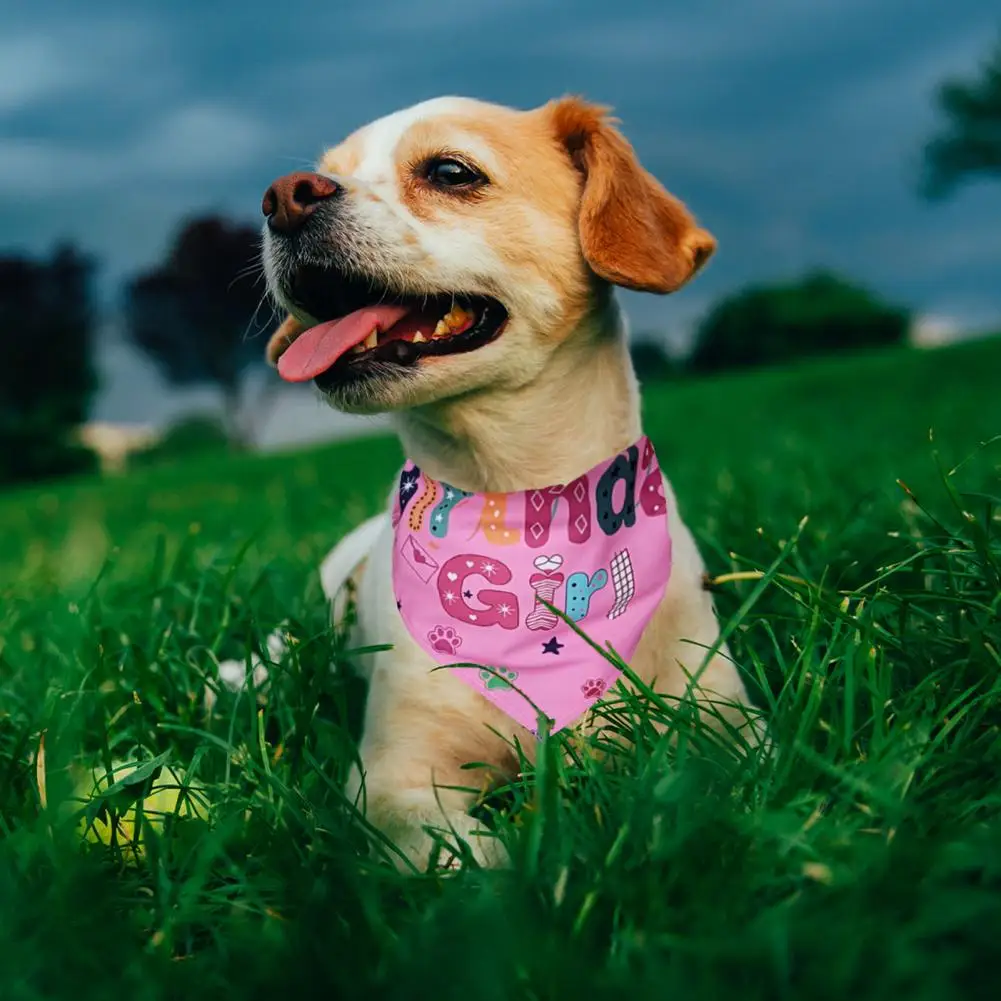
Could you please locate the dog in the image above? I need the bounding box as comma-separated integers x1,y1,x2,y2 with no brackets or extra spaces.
260,95,759,871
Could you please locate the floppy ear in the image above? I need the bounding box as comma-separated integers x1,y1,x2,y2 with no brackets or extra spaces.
545,96,716,294
266,314,304,368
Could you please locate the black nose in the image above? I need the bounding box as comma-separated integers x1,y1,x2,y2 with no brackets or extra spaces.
262,171,339,234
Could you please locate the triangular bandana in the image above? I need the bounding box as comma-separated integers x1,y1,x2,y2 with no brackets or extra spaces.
391,436,672,734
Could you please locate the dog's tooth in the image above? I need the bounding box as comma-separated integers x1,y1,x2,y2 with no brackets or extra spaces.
412,331,427,343
363,330,378,351
351,343,365,355
433,319,449,339
444,305,473,331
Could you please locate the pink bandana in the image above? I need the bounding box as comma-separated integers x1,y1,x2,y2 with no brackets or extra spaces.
391,436,672,735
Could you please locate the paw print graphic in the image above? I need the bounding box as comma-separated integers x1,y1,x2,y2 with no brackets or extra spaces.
427,625,462,655
581,678,607,700
479,666,518,691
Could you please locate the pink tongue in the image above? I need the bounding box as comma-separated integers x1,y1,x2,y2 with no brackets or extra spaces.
277,304,412,382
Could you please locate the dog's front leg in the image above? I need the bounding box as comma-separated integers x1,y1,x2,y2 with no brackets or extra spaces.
342,521,519,872
344,659,517,871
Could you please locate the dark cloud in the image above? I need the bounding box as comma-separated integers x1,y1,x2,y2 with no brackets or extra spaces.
2,0,999,421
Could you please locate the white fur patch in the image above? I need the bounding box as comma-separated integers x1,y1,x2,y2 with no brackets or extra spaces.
352,97,478,184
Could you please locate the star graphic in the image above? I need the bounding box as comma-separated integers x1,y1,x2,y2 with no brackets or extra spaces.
463,590,473,599
402,481,416,495
443,590,456,604
396,599,402,611
541,637,564,655
481,562,497,576
497,603,513,617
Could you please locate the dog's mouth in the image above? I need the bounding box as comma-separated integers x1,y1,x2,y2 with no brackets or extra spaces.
276,265,509,387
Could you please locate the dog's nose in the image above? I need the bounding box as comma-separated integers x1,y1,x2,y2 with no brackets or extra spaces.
262,171,339,234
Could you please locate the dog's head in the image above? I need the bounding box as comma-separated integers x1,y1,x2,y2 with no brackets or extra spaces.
262,96,714,413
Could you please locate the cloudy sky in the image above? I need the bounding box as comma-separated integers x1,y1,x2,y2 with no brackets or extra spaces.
2,0,1000,426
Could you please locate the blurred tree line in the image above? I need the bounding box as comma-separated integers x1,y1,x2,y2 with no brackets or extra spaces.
0,218,270,488
126,217,272,446
1,32,998,487
0,246,100,485
687,271,909,375
631,270,911,382
632,268,916,380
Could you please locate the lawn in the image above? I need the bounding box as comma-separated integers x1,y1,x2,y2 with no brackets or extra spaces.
1,337,1000,1000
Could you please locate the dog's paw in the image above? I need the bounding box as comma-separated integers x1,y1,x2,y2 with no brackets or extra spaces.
427,624,462,655
479,666,518,691
434,830,511,874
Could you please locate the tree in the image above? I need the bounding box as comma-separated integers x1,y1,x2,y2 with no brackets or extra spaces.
689,270,910,374
629,338,677,382
922,34,1001,198
0,244,99,487
124,216,273,446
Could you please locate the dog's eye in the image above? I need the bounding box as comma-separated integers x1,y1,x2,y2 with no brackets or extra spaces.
425,158,485,189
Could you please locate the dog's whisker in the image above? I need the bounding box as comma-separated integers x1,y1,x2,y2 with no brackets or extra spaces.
243,291,276,342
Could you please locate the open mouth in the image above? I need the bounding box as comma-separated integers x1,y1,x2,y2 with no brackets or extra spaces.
276,265,509,387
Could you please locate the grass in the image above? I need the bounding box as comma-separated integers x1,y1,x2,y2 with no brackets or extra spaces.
1,336,1000,1000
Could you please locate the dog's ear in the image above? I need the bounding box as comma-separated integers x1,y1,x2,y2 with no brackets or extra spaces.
544,96,715,294
266,315,304,368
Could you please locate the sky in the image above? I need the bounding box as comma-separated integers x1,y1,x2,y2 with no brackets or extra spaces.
2,0,1000,427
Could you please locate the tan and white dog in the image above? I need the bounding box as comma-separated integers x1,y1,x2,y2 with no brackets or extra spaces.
259,95,757,871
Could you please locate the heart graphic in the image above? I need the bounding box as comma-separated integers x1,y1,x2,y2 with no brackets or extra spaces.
533,554,564,573
446,572,459,582
465,560,475,568
469,614,477,621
